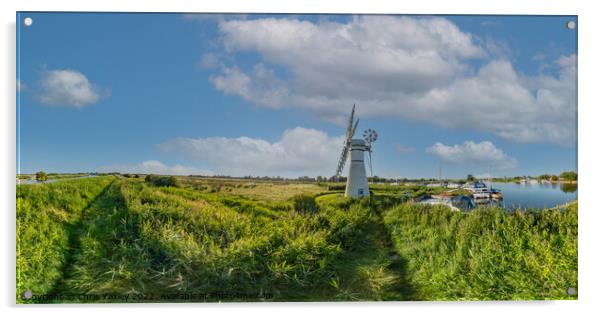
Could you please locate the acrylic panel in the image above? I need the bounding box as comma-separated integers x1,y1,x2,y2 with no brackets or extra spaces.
16,12,578,303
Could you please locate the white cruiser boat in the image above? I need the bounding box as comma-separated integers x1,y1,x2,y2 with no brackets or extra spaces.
471,187,492,199
465,181,492,199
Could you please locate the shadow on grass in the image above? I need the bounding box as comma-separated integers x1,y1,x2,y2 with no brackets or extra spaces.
323,217,419,301
48,179,130,298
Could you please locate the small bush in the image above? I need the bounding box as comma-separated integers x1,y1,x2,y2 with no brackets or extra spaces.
145,175,180,187
35,171,47,182
292,194,319,214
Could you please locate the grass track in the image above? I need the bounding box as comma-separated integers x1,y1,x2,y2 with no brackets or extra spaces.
51,179,151,300
322,218,417,300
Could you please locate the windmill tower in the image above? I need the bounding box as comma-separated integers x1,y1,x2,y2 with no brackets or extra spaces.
334,105,378,198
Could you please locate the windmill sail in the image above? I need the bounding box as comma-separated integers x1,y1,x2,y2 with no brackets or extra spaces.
335,105,359,178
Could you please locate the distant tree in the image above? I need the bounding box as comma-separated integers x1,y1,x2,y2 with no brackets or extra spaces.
551,175,559,181
164,176,180,187
145,174,157,183
466,174,475,182
35,171,48,182
560,171,578,182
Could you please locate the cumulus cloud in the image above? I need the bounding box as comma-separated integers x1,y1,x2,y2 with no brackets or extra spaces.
419,57,576,145
37,69,103,107
205,16,576,146
99,160,213,176
426,140,517,169
214,16,483,99
158,127,345,177
209,64,288,108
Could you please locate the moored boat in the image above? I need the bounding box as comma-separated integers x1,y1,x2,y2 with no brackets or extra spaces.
465,181,492,199
491,188,503,199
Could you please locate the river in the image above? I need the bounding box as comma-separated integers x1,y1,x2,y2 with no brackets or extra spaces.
484,181,577,209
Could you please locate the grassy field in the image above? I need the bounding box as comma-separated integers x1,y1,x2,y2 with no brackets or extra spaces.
16,176,115,300
16,176,577,302
383,203,578,300
180,177,328,201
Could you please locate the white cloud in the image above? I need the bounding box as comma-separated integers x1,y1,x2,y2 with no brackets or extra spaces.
198,53,224,69
205,16,576,146
215,16,483,98
209,64,288,108
427,141,517,170
99,160,213,176
419,57,576,145
37,69,102,107
157,127,346,177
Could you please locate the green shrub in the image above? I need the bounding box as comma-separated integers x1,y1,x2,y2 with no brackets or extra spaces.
292,194,319,214
145,175,180,187
35,171,47,182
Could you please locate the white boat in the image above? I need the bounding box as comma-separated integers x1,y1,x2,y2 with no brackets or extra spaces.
417,195,476,212
471,187,491,199
465,181,492,199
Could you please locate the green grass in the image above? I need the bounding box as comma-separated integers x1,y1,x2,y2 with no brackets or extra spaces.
16,176,115,302
16,177,578,302
383,202,578,300
21,179,376,302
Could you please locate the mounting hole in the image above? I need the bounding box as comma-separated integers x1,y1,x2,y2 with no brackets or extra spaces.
566,21,575,30
22,290,32,299
23,17,33,26
567,287,576,296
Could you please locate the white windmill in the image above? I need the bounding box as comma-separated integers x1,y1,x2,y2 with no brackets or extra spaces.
334,105,378,198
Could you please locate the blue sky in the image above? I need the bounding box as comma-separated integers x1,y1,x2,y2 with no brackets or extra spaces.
16,13,577,179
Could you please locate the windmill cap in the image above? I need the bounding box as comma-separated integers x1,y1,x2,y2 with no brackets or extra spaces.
350,139,367,146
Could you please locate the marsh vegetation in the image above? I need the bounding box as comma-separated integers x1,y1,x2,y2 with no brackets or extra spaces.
16,176,577,302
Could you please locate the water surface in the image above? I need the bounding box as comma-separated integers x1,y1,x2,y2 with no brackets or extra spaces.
485,181,577,209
